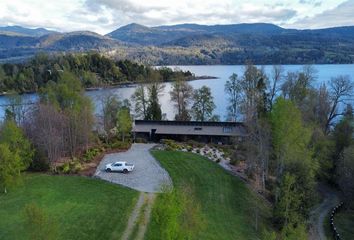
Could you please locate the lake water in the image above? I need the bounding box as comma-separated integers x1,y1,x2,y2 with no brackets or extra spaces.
0,64,353,120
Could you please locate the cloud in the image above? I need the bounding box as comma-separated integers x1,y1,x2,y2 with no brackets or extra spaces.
288,0,354,29
0,0,351,34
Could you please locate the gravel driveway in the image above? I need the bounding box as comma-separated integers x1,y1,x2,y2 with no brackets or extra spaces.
95,144,172,193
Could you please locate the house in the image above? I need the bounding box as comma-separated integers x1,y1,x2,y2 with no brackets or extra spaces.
132,120,247,144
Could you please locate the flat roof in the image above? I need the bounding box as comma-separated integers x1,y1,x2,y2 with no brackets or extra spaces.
133,120,247,137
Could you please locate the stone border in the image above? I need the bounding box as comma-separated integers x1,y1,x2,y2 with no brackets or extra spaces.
329,201,344,240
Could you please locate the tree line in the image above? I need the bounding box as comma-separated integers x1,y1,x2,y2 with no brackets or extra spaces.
0,52,194,93
219,63,354,239
132,76,218,122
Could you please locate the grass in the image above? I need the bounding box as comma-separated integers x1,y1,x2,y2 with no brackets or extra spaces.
335,210,354,239
0,173,139,240
145,151,271,240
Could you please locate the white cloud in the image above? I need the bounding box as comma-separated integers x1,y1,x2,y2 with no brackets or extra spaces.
286,0,354,29
0,0,351,34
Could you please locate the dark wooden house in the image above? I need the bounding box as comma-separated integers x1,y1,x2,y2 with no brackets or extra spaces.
132,120,247,144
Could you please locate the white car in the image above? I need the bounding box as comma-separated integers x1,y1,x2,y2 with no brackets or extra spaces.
105,161,134,173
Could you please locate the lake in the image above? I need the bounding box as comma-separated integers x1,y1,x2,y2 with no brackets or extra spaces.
0,64,353,120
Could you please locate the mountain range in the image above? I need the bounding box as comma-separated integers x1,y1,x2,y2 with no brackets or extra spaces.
1,23,354,64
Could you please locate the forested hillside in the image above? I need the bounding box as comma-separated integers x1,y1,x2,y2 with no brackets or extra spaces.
2,23,354,64
0,53,194,93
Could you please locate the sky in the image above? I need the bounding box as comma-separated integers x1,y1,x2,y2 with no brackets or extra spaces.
0,0,354,34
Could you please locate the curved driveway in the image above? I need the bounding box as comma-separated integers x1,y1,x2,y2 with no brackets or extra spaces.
95,144,172,193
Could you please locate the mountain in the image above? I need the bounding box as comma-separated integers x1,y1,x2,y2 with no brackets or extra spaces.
2,23,354,64
107,23,285,45
38,31,120,50
0,26,57,37
106,23,202,45
0,31,121,62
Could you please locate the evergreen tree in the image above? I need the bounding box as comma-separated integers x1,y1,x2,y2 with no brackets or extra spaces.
146,84,162,120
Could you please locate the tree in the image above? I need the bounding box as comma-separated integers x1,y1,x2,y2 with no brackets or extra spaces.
271,98,317,230
131,84,148,120
146,83,163,120
273,173,302,227
170,79,193,121
0,120,33,168
337,145,354,204
269,65,283,111
225,73,241,121
332,107,353,179
324,75,354,134
116,108,132,142
0,144,22,193
238,63,268,122
192,86,215,121
25,104,66,165
4,93,29,126
101,93,122,135
38,71,94,157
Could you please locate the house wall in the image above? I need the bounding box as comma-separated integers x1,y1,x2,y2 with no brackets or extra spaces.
133,132,237,145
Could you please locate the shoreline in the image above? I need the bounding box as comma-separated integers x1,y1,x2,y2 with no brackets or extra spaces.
0,75,218,97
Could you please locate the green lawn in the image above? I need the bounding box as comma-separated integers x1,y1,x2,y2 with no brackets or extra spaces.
0,174,139,240
335,210,354,239
146,151,271,240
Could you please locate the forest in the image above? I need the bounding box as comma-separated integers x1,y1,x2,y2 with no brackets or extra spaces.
0,52,194,94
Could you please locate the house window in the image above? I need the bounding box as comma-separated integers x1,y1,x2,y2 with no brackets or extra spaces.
194,127,202,131
223,127,232,133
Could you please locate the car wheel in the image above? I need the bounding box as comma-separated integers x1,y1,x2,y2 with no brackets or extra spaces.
106,168,111,172
123,169,128,174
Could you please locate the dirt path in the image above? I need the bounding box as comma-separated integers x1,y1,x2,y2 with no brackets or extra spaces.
121,192,156,240
309,184,340,240
136,193,156,240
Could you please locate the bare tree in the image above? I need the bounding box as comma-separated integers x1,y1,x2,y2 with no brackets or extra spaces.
269,65,283,111
5,93,30,126
170,79,193,121
245,119,271,191
25,104,67,164
131,84,148,120
324,75,354,134
240,63,268,122
224,73,241,121
100,92,121,134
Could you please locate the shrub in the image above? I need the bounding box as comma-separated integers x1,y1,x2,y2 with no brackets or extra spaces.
110,141,131,149
230,158,240,166
61,162,70,174
135,137,148,143
186,140,203,148
29,150,50,172
23,203,58,240
69,161,82,173
162,139,180,151
82,147,101,162
57,160,82,174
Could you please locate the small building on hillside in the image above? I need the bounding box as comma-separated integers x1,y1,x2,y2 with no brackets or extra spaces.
132,120,247,144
